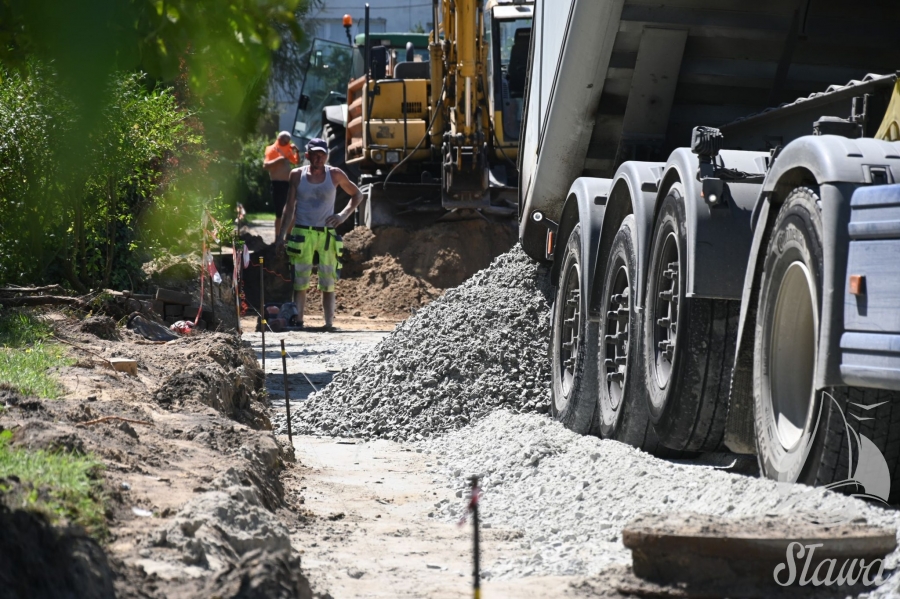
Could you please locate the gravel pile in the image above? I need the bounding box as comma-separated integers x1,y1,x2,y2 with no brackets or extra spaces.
423,410,900,588
282,245,553,441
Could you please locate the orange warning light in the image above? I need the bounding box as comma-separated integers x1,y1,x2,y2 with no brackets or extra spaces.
343,14,353,27
849,274,866,296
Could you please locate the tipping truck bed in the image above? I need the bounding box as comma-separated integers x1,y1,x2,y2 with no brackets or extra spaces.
518,0,900,258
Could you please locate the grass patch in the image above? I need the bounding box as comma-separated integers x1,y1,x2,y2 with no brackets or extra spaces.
0,309,72,398
0,430,106,536
245,211,276,222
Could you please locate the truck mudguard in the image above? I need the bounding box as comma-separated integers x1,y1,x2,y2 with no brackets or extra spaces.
588,162,666,318
555,177,612,320
656,149,768,301
726,136,900,453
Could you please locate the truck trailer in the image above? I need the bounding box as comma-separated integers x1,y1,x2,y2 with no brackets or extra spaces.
518,0,900,500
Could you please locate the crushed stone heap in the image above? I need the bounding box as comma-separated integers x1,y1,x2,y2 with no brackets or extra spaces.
281,245,554,441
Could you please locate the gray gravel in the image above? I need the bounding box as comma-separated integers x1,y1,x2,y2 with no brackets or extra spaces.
422,410,900,594
283,245,554,441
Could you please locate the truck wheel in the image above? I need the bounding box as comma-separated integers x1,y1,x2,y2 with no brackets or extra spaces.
643,191,737,452
550,224,598,433
596,216,661,450
754,187,900,501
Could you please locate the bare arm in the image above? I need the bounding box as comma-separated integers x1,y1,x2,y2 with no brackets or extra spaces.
324,168,364,228
276,171,299,250
263,156,291,170
263,145,299,170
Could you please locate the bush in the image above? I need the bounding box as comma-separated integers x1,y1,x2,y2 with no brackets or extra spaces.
0,309,72,398
237,134,274,213
0,64,227,291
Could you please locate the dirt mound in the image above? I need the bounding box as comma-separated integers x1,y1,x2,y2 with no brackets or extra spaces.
0,314,312,598
202,548,312,599
305,254,441,319
80,316,118,340
301,220,517,319
0,501,115,599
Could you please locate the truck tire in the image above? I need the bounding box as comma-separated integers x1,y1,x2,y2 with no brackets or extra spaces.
754,187,900,501
596,215,662,451
643,191,737,452
549,224,598,433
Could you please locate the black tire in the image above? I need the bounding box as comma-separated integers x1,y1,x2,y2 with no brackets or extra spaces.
596,216,662,450
550,224,598,433
754,187,900,501
643,190,737,452
324,122,357,234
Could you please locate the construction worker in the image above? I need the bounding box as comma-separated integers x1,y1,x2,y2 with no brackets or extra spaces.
262,131,301,236
275,138,364,330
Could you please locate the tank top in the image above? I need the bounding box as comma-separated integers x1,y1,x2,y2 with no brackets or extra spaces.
294,166,337,227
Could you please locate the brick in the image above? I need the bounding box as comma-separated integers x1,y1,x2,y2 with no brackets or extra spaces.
164,304,183,317
152,300,165,315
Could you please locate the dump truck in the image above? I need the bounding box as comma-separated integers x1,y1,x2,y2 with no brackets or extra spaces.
519,0,900,500
336,0,532,227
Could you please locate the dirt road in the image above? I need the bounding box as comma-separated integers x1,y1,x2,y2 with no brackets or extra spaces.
246,328,617,598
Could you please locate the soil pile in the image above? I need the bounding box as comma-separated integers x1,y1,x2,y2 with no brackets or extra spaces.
281,245,554,440
0,502,115,599
0,316,313,598
302,219,518,318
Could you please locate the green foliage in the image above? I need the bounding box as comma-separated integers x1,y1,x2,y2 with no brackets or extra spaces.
0,430,106,536
0,66,214,289
0,0,310,151
0,309,72,398
245,212,277,222
0,309,52,347
237,135,274,213
0,0,315,289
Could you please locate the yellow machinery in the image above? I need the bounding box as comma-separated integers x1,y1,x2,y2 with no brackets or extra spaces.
343,0,533,227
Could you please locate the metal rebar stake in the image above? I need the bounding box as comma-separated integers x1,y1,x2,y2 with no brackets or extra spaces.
470,475,481,599
209,265,216,328
260,256,265,373
281,339,292,445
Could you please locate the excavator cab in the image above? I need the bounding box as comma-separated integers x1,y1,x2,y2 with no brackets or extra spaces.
485,2,533,147
292,38,355,147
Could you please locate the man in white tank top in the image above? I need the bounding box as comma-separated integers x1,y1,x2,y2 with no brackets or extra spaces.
275,138,363,330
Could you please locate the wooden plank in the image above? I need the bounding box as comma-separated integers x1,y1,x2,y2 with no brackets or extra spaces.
620,27,688,138
109,358,138,376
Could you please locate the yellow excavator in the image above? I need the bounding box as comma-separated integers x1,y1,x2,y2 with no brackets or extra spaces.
338,0,533,227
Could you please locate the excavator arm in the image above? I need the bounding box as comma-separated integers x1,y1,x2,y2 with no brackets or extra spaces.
436,0,491,209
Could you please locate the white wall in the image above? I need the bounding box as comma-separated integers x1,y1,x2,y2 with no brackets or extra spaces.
308,0,434,42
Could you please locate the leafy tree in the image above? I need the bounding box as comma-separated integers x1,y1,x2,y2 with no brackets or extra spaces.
0,0,315,289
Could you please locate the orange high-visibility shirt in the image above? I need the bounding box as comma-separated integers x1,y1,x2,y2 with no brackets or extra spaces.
265,142,300,165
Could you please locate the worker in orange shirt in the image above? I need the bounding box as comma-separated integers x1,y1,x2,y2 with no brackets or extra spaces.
263,131,301,237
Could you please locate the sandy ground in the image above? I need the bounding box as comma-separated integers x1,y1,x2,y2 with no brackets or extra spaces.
243,327,620,598
285,436,615,598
